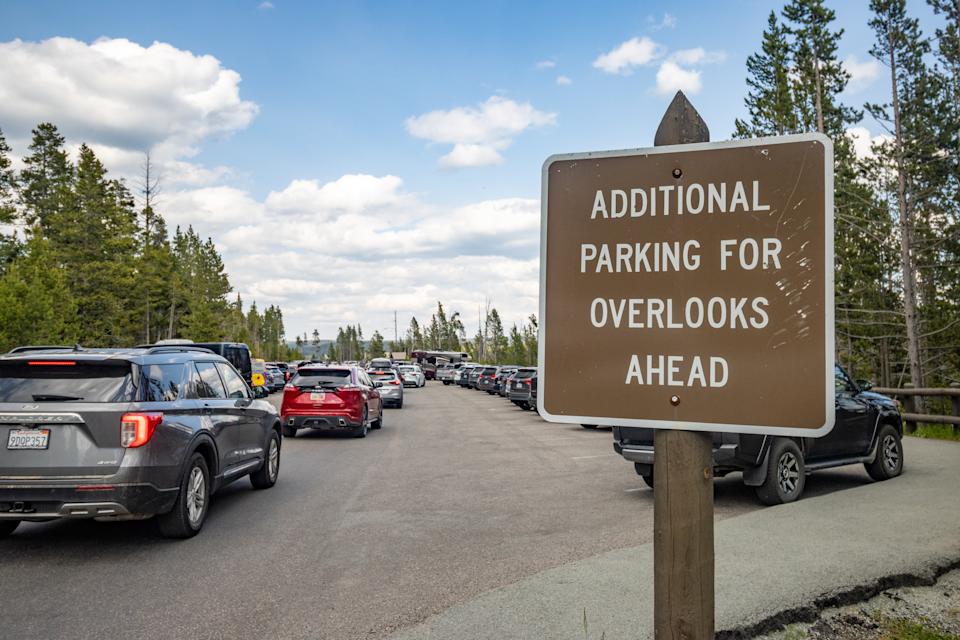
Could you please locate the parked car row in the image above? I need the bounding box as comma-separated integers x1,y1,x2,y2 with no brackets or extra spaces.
443,360,906,507
444,362,539,411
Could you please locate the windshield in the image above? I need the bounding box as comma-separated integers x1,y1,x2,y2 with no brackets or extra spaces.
0,361,135,402
292,369,352,387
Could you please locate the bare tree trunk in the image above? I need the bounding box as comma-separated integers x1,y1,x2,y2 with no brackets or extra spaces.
888,32,925,407
813,53,825,133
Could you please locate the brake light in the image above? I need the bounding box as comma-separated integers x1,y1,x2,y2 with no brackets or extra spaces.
28,360,76,366
389,380,401,385
121,412,162,448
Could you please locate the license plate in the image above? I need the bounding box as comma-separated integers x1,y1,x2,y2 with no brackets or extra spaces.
7,428,50,450
309,392,325,401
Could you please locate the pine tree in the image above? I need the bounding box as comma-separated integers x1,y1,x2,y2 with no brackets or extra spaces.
866,0,944,394
783,0,860,135
734,11,798,137
0,129,19,270
19,123,74,237
0,236,77,351
368,330,385,359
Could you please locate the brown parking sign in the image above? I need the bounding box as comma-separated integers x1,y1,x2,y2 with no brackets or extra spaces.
538,134,835,436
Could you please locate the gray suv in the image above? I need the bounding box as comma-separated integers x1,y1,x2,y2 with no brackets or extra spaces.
0,345,282,539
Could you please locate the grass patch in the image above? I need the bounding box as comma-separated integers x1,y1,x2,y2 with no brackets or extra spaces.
909,424,960,442
881,617,959,640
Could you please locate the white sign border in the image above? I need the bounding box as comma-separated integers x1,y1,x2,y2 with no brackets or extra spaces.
536,133,836,438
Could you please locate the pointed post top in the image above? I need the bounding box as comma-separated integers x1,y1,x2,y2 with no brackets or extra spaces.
654,91,710,147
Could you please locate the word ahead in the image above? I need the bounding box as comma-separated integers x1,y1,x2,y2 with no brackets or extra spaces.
538,135,835,436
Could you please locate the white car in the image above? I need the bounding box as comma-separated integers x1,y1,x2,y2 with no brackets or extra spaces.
398,364,426,388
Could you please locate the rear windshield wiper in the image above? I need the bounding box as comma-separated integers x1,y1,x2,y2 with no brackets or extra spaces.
32,394,84,401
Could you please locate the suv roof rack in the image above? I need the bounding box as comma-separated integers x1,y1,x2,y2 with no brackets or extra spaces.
144,346,216,355
8,345,78,353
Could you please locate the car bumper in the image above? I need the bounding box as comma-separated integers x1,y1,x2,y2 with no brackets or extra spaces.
0,481,178,521
614,443,740,466
283,414,363,431
509,391,532,402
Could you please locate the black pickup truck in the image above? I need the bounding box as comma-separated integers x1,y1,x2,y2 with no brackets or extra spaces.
613,366,904,504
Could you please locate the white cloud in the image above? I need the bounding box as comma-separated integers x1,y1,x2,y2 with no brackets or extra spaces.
405,96,556,168
258,1,275,8
844,55,881,93
556,75,572,86
163,177,542,337
647,13,677,31
846,126,891,161
668,48,727,66
655,61,702,95
535,59,556,70
0,36,258,187
440,144,505,168
593,36,663,74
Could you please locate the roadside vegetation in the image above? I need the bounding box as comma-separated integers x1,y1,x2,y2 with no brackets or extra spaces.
0,123,299,360
735,0,959,398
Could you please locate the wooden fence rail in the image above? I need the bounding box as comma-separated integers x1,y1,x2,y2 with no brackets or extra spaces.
871,384,960,434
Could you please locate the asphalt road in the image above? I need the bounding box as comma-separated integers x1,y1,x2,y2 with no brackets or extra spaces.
0,383,869,640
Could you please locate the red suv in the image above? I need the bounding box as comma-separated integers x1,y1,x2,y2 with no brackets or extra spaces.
281,365,383,438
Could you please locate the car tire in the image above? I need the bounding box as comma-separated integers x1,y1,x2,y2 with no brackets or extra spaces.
0,520,20,537
755,439,806,506
282,424,297,438
354,409,369,438
250,431,280,489
865,424,903,481
397,399,403,409
372,407,383,429
641,473,655,489
157,453,210,539
581,424,598,430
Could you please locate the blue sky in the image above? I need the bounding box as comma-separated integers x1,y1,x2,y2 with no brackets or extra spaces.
0,1,945,340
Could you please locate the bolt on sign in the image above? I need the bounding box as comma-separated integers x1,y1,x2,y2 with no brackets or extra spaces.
537,134,835,436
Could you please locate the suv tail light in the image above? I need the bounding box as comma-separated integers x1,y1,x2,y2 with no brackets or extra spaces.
389,379,401,385
121,413,163,448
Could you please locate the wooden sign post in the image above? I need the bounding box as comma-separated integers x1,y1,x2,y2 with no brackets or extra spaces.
652,92,714,640
537,91,834,640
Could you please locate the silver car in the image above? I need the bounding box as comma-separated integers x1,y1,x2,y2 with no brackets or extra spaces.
368,369,404,408
398,365,425,388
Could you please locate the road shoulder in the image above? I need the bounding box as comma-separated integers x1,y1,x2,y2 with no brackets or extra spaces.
390,438,960,640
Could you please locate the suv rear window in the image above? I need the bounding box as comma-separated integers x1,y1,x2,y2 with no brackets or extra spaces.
369,371,399,382
513,369,537,379
0,361,135,402
482,367,497,374
293,369,352,387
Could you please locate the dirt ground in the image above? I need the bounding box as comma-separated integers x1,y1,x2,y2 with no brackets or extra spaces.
756,567,960,639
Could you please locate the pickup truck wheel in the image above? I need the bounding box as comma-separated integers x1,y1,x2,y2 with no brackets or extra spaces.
755,439,805,505
0,520,20,537
865,425,903,481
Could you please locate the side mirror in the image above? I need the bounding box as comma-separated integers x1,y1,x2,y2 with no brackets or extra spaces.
856,379,873,392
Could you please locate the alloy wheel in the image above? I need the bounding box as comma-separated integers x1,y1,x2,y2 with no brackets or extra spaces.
882,434,900,472
186,466,206,526
777,451,800,496
267,438,280,481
